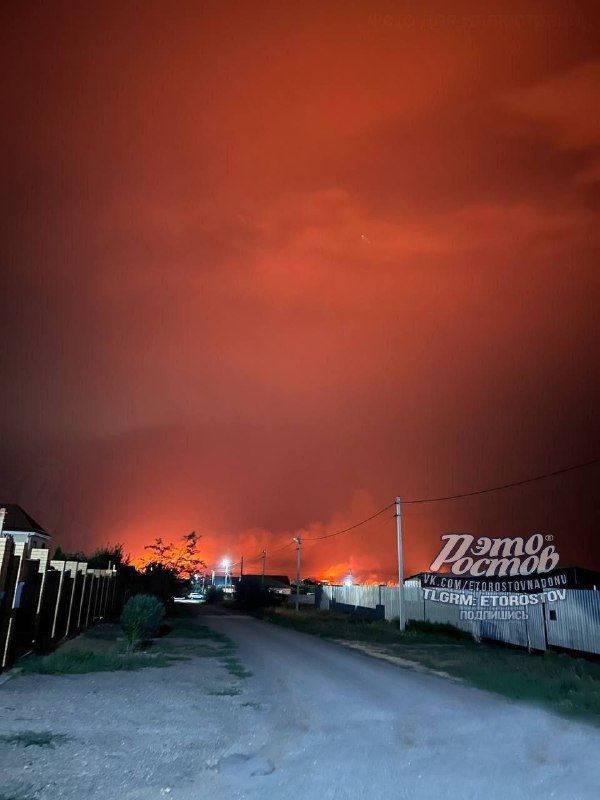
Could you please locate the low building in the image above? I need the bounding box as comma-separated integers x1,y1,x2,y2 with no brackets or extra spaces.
0,504,52,549
210,575,239,594
238,574,292,595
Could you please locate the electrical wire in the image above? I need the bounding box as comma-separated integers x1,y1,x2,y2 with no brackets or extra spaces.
208,457,598,565
402,457,598,505
211,539,296,573
302,502,396,541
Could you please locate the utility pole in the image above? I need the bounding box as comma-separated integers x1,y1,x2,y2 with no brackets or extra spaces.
240,556,244,579
395,496,405,631
293,536,302,612
261,549,266,586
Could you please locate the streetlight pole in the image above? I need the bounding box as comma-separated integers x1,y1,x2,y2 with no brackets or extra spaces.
261,549,266,587
223,560,229,590
395,496,405,631
293,536,302,612
240,556,244,579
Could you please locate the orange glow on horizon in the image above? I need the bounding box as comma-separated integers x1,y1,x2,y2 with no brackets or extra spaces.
1,2,598,573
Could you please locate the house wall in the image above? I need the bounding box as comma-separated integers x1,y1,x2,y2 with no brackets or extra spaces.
1,532,50,549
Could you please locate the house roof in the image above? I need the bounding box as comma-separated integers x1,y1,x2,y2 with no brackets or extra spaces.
0,504,50,538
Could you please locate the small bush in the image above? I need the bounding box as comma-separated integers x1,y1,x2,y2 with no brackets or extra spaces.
120,594,165,652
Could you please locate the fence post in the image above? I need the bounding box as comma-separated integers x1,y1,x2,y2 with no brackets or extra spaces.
63,561,79,637
76,565,89,629
0,537,15,668
50,561,67,641
29,548,51,650
1,540,31,669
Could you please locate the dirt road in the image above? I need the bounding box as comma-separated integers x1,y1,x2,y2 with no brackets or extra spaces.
1,607,599,799
201,611,600,799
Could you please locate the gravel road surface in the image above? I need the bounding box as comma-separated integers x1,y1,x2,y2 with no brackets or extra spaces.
203,611,600,800
1,607,599,799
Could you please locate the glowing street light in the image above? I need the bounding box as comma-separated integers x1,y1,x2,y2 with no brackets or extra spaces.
222,559,230,588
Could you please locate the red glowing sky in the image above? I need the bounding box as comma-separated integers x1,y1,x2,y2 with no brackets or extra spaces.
1,2,598,581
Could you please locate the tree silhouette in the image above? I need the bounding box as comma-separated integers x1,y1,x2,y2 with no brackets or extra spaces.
87,543,128,569
143,531,205,579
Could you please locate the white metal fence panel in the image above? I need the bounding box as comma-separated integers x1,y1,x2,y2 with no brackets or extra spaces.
316,583,600,657
403,580,425,622
423,596,475,634
545,589,600,655
382,587,399,621
475,592,547,651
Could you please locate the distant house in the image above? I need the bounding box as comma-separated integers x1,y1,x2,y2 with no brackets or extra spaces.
0,504,52,549
238,574,292,595
211,575,239,592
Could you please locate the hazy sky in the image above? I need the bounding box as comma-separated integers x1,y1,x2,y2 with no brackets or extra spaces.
1,1,598,580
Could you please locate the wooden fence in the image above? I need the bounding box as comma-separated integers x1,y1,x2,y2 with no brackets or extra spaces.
0,536,117,671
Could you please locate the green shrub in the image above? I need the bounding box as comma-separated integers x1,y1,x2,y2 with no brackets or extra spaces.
120,594,165,652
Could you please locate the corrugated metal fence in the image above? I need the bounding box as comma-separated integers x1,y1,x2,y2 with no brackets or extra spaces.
317,581,600,656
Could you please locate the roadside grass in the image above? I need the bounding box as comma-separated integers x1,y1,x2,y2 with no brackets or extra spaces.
17,605,250,687
219,654,253,679
19,648,170,675
154,617,236,659
0,731,69,748
157,606,252,688
83,625,121,641
262,607,600,724
263,607,470,645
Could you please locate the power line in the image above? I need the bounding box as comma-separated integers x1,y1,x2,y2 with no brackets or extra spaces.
240,540,295,566
217,539,296,572
303,502,396,541
403,458,598,505
209,458,598,565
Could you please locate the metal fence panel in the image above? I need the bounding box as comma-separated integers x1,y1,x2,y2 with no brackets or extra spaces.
316,582,600,657
545,589,600,655
423,597,475,634
475,592,546,651
404,581,425,622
